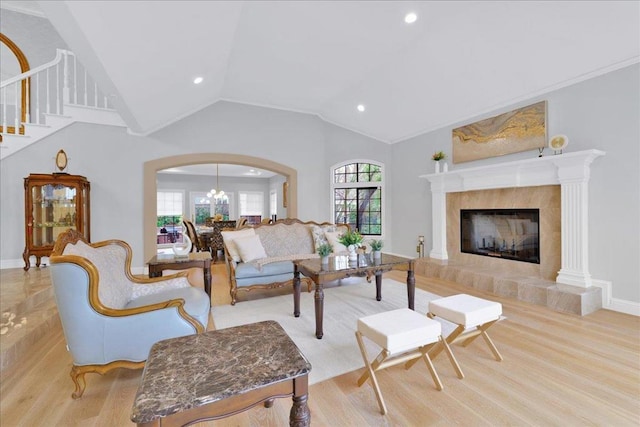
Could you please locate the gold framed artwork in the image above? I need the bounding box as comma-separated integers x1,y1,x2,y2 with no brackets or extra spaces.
452,101,547,164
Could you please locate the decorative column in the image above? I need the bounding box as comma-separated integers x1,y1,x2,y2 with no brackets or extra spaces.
429,176,448,260
554,153,602,288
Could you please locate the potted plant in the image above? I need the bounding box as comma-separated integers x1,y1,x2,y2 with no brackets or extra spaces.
338,230,363,261
317,243,333,264
369,239,383,258
431,151,447,173
432,151,446,161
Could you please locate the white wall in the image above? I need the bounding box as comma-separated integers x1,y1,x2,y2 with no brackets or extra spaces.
0,101,391,270
390,63,640,304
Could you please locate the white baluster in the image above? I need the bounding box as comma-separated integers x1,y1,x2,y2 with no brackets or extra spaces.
36,73,40,125
24,76,30,123
2,87,6,132
55,61,60,115
73,55,78,104
14,81,20,131
46,68,50,114
63,50,70,104
83,69,88,106
94,81,98,107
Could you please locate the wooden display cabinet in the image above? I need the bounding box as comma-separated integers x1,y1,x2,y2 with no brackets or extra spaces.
23,173,90,270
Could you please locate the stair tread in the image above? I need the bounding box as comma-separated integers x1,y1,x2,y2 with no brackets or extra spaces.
0,297,60,373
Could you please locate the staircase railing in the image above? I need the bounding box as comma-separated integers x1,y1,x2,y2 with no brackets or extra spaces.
1,49,115,136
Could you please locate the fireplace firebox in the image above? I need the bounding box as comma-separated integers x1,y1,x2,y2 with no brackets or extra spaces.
460,209,540,264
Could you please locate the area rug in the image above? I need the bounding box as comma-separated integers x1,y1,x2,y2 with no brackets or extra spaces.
211,277,458,385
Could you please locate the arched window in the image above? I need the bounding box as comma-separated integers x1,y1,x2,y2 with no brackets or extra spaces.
331,160,384,236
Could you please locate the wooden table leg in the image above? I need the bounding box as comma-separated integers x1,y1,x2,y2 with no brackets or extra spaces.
314,283,324,339
149,266,161,278
375,273,382,301
203,262,212,305
293,268,301,318
407,268,415,310
290,376,310,426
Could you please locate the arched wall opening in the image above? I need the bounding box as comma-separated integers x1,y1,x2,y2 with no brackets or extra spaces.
143,153,298,261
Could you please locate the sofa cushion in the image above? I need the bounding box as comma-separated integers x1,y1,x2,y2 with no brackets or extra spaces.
234,234,268,262
309,224,335,251
255,223,315,257
221,228,256,262
235,260,293,279
125,286,210,328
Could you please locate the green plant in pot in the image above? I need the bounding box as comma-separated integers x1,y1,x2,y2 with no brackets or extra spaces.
338,230,363,248
338,230,363,261
317,243,333,259
369,239,383,252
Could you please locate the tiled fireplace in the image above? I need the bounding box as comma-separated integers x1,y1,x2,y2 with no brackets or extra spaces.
419,149,605,315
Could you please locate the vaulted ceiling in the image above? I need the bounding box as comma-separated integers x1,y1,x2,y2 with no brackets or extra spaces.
24,1,640,143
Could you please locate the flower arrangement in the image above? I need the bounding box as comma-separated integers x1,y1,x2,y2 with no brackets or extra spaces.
338,229,363,247
369,239,384,252
432,151,446,161
317,243,333,257
213,213,224,221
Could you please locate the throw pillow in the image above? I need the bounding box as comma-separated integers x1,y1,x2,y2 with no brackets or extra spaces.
221,228,256,262
324,230,348,253
309,224,336,252
233,234,268,263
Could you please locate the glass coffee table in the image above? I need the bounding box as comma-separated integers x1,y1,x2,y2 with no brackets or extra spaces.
292,253,415,339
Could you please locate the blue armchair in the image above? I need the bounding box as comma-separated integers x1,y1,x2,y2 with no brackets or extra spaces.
49,229,210,398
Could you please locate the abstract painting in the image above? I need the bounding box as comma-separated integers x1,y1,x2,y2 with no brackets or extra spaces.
452,101,547,164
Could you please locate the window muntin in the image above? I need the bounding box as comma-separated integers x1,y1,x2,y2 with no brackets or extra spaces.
332,162,383,236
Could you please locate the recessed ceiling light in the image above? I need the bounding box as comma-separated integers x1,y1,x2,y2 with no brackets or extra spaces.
193,76,203,84
357,104,366,112
404,12,417,24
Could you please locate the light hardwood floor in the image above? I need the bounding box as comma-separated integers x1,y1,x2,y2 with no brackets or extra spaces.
1,261,639,426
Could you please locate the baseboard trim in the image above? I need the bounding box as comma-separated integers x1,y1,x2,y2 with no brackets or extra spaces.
607,298,640,316
591,278,639,316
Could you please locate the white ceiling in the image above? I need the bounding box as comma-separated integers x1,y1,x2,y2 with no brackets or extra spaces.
16,1,640,143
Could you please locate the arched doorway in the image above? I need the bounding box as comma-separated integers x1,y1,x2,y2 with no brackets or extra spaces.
1,33,30,134
143,153,297,261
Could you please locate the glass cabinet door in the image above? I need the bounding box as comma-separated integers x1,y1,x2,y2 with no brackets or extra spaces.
31,183,78,247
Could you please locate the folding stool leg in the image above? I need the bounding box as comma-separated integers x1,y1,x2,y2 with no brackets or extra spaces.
459,320,503,361
357,345,386,387
355,331,388,415
438,336,465,379
419,346,443,391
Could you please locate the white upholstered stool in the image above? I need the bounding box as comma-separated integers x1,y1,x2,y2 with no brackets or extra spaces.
355,308,463,415
427,294,503,364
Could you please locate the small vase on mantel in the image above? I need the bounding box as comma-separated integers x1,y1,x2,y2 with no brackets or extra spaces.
434,161,441,174
443,161,449,172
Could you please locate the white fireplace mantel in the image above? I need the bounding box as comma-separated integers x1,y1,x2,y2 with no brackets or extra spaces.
419,149,605,288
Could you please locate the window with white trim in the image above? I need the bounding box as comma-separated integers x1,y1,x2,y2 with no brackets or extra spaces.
157,190,184,244
332,161,383,235
239,191,264,224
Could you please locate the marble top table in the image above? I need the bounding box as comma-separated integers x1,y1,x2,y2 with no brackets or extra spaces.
130,321,311,426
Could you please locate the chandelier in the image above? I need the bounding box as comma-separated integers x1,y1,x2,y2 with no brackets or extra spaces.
206,164,228,201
